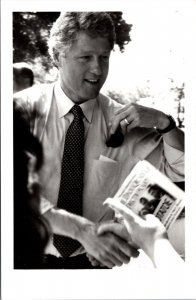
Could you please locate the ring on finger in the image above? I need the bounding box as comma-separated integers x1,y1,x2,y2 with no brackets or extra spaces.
124,118,130,126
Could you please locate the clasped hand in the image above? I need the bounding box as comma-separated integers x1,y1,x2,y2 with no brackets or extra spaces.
78,221,139,268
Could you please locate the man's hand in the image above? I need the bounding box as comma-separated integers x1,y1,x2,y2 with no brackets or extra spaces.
109,103,169,136
77,220,139,268
97,202,167,263
86,253,105,267
97,202,184,268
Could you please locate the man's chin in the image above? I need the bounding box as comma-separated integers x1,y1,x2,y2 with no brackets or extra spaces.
79,91,100,103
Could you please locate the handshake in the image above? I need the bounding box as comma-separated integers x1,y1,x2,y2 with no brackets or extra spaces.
79,201,178,269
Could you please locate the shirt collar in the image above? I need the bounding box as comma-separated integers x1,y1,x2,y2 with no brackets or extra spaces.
54,81,96,123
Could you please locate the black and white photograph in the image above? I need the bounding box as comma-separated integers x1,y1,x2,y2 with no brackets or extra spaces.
1,0,196,299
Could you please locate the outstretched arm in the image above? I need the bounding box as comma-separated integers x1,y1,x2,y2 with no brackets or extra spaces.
97,201,184,268
44,207,138,268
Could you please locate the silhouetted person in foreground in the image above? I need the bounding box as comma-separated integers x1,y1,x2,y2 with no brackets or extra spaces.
14,104,50,268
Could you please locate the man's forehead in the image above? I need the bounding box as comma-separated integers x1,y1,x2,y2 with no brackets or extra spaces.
73,31,111,52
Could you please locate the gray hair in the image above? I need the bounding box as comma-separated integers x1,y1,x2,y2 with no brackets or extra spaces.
48,12,116,64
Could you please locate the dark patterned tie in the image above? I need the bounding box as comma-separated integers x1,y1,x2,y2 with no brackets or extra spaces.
53,104,84,257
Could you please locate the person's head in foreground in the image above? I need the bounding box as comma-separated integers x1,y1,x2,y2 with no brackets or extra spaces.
48,12,116,104
14,104,50,268
13,62,34,93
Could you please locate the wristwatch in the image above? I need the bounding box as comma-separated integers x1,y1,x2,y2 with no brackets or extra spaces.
156,115,176,134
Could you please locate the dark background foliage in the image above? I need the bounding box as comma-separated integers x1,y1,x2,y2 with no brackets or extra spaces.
13,12,132,71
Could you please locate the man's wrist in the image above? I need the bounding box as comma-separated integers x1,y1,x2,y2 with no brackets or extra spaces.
73,217,94,243
44,207,92,241
145,232,169,267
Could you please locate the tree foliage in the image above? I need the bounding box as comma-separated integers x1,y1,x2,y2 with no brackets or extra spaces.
107,12,132,52
13,12,60,70
106,90,137,105
13,12,132,72
170,82,185,128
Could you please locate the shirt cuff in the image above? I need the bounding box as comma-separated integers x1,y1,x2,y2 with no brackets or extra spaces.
40,196,54,214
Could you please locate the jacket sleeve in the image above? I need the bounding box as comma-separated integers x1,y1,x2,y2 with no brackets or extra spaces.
161,141,184,181
126,128,185,183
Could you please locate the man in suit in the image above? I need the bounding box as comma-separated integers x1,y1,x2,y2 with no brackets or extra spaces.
14,12,184,268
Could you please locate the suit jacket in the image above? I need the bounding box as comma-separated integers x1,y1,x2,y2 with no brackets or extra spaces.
14,82,184,223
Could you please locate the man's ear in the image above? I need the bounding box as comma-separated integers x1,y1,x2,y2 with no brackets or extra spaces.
53,51,60,68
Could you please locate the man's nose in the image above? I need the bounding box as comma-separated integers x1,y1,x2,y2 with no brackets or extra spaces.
90,57,102,76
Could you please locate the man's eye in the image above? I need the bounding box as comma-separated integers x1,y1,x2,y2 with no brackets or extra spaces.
101,56,109,62
79,56,90,61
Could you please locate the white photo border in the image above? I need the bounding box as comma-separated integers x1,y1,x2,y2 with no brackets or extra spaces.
1,0,196,299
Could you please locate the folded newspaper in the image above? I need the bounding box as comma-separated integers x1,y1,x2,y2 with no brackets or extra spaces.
104,160,185,230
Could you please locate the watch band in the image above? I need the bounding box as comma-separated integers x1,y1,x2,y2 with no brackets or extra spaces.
156,115,176,134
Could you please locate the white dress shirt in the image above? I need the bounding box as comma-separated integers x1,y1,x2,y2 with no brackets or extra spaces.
14,81,184,257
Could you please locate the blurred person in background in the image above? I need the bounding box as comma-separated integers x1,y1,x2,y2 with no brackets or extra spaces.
14,12,184,269
13,62,34,93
